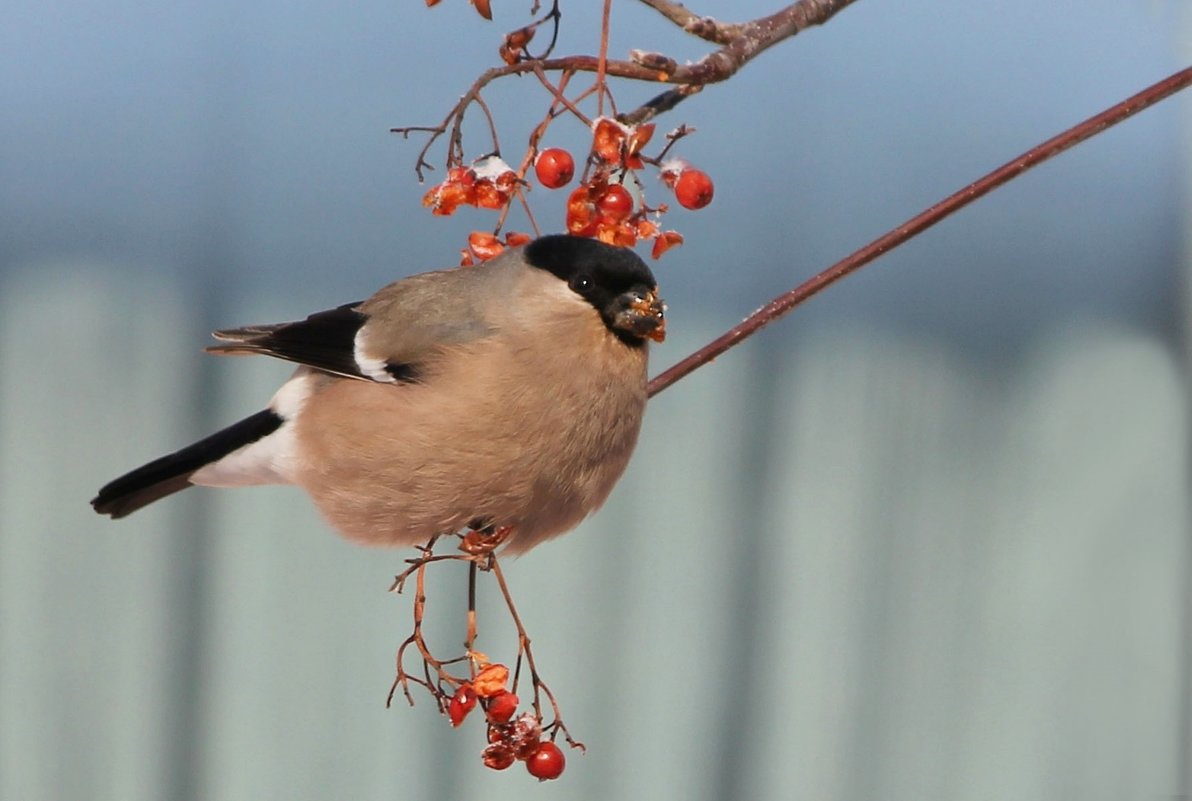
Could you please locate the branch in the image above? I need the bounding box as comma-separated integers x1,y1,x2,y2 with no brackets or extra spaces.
667,0,859,84
647,65,1192,398
394,0,860,174
636,0,746,44
533,0,859,87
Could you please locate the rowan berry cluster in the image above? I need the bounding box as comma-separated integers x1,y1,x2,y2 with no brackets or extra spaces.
418,115,714,264
401,1,720,264
446,663,567,780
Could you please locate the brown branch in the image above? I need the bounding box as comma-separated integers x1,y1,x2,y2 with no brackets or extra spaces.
489,0,856,88
636,0,747,44
393,0,859,177
665,0,859,84
647,65,1192,398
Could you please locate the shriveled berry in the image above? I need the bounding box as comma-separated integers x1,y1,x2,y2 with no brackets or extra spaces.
535,148,575,189
592,118,627,164
473,663,510,698
525,741,566,780
565,186,598,237
448,684,477,727
675,169,714,210
651,230,684,259
482,743,516,771
467,231,505,262
486,691,519,724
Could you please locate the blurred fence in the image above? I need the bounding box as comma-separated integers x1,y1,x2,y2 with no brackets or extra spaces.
0,261,1187,801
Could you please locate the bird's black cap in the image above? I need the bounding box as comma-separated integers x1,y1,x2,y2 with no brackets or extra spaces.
525,235,657,293
525,235,662,345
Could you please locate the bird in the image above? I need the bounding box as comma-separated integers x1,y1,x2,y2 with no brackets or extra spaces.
91,234,666,554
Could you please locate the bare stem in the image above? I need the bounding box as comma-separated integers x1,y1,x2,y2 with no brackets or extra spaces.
597,0,612,118
489,555,584,750
647,65,1192,398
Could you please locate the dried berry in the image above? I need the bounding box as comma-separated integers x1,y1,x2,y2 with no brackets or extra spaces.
467,231,505,261
448,684,477,727
651,230,684,259
473,663,510,698
482,743,516,771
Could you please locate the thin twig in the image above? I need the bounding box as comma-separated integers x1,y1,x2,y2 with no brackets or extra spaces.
531,65,592,127
488,554,583,750
597,0,612,118
647,65,1192,398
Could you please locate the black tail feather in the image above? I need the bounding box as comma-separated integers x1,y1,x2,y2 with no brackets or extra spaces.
92,409,283,519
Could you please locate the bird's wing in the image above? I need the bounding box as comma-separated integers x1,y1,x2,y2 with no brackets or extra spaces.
206,270,498,383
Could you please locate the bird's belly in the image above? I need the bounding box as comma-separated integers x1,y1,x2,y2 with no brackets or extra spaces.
291,371,645,551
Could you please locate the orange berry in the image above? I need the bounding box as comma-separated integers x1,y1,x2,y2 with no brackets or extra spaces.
473,180,507,210
535,148,575,189
675,169,714,210
592,118,627,163
473,663,510,698
467,231,505,261
565,186,598,237
651,230,684,259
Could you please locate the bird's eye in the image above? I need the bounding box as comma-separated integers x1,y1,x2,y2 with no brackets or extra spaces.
570,274,593,293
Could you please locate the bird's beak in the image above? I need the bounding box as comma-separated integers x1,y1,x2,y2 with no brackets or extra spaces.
613,287,666,343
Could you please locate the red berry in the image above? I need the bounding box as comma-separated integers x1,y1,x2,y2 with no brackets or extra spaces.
525,741,566,780
486,691,519,724
535,148,575,189
448,684,477,727
596,184,634,222
675,169,714,210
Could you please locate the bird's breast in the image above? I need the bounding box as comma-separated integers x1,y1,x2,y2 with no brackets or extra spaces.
292,324,649,551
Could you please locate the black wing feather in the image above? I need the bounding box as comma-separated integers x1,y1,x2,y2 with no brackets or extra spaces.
206,302,415,382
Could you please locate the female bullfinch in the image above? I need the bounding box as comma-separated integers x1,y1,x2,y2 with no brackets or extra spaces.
92,235,666,554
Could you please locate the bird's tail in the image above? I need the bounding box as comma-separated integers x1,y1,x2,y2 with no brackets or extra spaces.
92,409,283,519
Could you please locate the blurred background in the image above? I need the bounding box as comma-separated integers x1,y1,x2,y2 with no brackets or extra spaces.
1,1,1189,799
